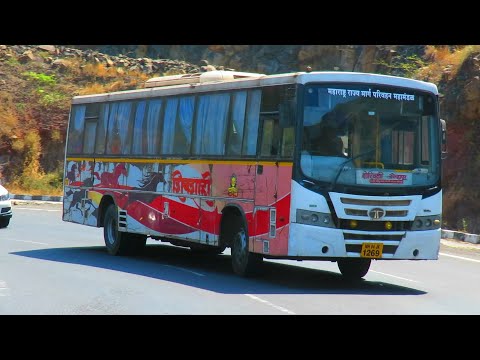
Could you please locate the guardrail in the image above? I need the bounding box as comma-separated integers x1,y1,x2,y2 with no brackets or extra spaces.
11,194,63,202
441,229,480,244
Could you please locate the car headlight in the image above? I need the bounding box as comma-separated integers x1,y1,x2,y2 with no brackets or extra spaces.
0,193,9,201
411,215,441,230
296,209,335,228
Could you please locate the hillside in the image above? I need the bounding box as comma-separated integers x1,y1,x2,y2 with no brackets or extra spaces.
0,44,478,233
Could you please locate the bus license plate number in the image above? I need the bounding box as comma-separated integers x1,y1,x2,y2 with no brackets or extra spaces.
361,243,383,258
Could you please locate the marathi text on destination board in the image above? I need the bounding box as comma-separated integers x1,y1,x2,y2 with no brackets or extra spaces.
356,170,412,185
327,88,415,101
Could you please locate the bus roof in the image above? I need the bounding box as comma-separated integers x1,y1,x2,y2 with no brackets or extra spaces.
71,70,438,104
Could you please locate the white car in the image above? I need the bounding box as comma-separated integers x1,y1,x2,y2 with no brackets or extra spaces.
0,184,12,228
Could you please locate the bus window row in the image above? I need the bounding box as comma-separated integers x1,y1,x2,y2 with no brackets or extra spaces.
67,87,295,159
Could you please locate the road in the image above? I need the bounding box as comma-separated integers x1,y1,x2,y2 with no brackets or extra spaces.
1,201,479,314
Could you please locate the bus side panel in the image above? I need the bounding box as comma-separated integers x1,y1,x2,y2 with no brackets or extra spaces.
210,163,255,200
122,162,200,242
200,198,220,245
63,186,85,224
209,163,255,246
270,164,292,256
63,159,99,226
253,164,292,256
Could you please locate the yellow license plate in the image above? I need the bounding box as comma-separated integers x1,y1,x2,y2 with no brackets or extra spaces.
360,242,383,258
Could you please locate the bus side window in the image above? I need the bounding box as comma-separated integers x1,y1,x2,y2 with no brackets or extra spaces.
226,91,247,156
174,96,194,154
132,101,147,155
260,116,280,157
193,93,229,155
67,105,86,154
281,126,295,158
106,101,134,155
242,89,261,156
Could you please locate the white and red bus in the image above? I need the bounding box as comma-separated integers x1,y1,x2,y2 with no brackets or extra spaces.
63,70,446,280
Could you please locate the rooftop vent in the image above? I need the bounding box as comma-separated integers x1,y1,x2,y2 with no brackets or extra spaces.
144,70,264,88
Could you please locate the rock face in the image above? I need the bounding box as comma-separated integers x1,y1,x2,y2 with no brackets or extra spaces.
75,45,405,74
1,44,479,233
438,50,480,233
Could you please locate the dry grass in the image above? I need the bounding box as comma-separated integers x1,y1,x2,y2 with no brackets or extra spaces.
81,63,118,79
77,83,109,95
5,184,62,196
416,45,480,83
0,112,18,135
0,99,19,137
77,69,149,95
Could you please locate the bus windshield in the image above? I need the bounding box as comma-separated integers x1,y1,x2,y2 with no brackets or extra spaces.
300,83,440,188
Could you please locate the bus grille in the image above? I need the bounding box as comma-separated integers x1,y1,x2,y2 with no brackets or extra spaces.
339,196,412,220
343,232,404,241
340,198,411,206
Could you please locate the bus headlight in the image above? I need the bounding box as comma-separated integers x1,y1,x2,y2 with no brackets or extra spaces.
296,209,335,228
411,215,441,231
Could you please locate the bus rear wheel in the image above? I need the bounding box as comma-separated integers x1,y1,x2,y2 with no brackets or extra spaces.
231,223,263,277
103,204,146,256
337,258,371,281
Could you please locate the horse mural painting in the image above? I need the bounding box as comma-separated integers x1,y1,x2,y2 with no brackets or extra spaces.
94,163,128,188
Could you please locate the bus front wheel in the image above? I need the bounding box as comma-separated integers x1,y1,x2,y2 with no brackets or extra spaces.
0,218,9,228
103,204,146,256
231,222,263,277
337,258,371,281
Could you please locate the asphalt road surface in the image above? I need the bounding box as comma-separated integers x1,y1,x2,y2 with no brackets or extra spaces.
1,201,479,315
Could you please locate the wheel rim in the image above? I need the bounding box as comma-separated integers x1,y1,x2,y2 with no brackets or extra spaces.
233,229,247,266
106,214,117,245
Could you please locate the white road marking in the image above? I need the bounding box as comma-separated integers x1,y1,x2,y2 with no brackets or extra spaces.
0,280,9,296
14,207,61,212
11,239,49,245
163,264,205,277
439,252,480,263
369,270,419,283
244,294,296,315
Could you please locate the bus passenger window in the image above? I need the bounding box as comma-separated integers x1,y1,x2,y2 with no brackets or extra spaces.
260,117,278,156
67,105,86,154
226,91,247,156
281,127,294,158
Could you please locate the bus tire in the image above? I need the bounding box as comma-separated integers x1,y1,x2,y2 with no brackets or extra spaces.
231,221,263,277
337,258,371,281
0,218,9,228
103,204,146,256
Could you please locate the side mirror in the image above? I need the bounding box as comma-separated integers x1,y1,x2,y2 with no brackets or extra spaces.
440,119,447,159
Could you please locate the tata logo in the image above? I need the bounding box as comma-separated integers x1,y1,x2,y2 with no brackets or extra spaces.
369,207,385,220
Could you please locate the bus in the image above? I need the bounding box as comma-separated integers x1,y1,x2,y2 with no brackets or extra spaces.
63,69,446,280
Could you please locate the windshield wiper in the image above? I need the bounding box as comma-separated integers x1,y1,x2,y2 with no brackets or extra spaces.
330,148,376,191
